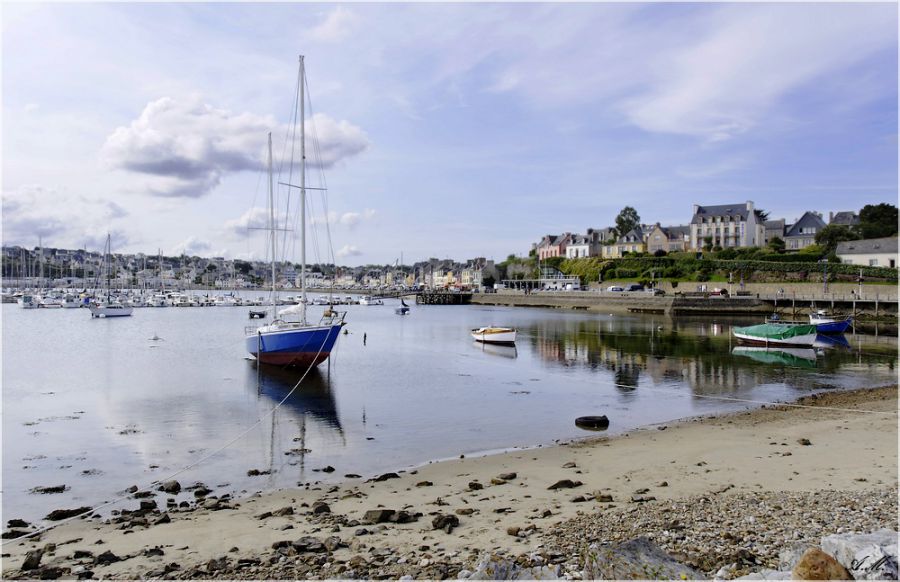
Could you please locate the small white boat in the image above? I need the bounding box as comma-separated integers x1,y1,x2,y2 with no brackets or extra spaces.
89,302,134,318
359,296,383,306
471,326,517,344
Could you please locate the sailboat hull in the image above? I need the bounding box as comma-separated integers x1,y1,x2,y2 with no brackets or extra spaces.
246,323,343,367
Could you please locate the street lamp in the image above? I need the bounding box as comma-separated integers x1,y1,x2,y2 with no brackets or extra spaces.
819,259,828,295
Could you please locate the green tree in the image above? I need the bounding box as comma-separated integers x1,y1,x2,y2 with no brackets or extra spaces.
815,224,858,253
767,236,786,252
702,236,713,252
857,203,898,239
614,206,641,239
754,208,771,222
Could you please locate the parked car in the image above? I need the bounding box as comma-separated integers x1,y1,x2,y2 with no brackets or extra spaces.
645,288,665,296
710,288,729,297
606,285,624,292
624,283,645,292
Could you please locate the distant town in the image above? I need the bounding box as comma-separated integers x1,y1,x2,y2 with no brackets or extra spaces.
2,200,897,291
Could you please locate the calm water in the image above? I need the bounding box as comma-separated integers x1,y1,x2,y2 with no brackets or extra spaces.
3,297,897,523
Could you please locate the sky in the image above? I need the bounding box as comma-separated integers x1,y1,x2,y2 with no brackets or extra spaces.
2,2,897,265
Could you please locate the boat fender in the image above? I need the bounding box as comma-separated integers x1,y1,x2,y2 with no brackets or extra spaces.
575,416,609,431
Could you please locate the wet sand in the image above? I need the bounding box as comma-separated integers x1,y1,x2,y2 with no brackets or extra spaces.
2,386,896,579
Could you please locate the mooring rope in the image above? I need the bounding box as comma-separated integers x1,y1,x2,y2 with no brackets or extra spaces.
3,326,335,546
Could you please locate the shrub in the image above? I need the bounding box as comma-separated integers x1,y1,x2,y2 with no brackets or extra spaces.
653,249,668,257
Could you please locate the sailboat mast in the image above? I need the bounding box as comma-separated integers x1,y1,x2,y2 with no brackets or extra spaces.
106,234,111,302
268,132,276,310
300,55,308,324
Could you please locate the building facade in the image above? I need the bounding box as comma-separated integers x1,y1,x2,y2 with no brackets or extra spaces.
689,201,763,250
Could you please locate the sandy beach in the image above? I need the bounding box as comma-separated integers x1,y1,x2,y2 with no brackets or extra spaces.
3,385,897,579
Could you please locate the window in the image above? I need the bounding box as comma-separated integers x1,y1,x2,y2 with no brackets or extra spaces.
869,259,879,266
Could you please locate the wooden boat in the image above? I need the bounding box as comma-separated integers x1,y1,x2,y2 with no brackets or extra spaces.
732,323,817,347
471,326,517,344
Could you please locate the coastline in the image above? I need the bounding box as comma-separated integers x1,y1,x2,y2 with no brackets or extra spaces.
3,386,896,579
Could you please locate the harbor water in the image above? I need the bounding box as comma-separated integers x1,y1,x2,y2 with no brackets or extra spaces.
3,297,897,523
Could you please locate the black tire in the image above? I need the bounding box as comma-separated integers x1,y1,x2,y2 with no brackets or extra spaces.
575,415,609,430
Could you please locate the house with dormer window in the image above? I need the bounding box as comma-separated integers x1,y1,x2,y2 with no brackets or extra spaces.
784,211,826,250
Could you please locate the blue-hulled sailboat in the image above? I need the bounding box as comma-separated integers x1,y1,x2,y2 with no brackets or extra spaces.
245,56,345,367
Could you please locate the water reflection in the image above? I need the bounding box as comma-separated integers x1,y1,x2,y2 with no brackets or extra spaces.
248,365,342,433
732,347,818,369
474,342,518,359
526,317,896,395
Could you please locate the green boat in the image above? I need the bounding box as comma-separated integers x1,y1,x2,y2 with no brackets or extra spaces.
732,323,818,347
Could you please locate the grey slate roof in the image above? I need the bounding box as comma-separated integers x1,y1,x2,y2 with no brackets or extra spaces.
664,225,691,238
831,211,860,226
691,204,750,224
836,237,898,256
785,212,826,238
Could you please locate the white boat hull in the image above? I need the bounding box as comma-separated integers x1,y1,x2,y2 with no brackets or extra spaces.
732,331,817,347
471,329,517,344
89,305,134,318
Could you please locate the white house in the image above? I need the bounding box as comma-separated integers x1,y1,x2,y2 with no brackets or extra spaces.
836,237,898,268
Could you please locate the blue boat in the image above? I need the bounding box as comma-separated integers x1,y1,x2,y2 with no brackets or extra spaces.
809,311,853,334
243,56,346,368
246,319,344,367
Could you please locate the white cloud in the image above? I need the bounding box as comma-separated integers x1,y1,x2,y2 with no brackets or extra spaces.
305,113,370,169
310,7,357,43
23,103,39,113
310,211,338,226
172,236,213,256
101,98,369,198
1,184,132,249
620,5,897,141
225,207,269,234
339,208,376,227
335,244,361,258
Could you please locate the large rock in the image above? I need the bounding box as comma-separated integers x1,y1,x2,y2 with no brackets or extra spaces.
21,550,43,571
467,553,560,580
159,480,181,494
821,529,899,581
432,514,460,533
582,537,705,580
362,509,396,524
291,536,325,553
791,548,853,580
45,507,92,521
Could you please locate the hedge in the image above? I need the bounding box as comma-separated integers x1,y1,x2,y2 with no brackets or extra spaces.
560,256,897,282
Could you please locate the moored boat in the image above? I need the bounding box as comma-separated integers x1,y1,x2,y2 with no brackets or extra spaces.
809,310,853,334
395,297,410,315
732,323,817,347
244,56,345,368
471,326,517,344
89,302,134,318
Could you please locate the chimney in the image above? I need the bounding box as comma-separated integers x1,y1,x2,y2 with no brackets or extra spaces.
829,211,834,223
692,204,699,215
746,200,754,211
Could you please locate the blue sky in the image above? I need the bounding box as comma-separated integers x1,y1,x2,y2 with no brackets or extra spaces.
2,2,897,264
